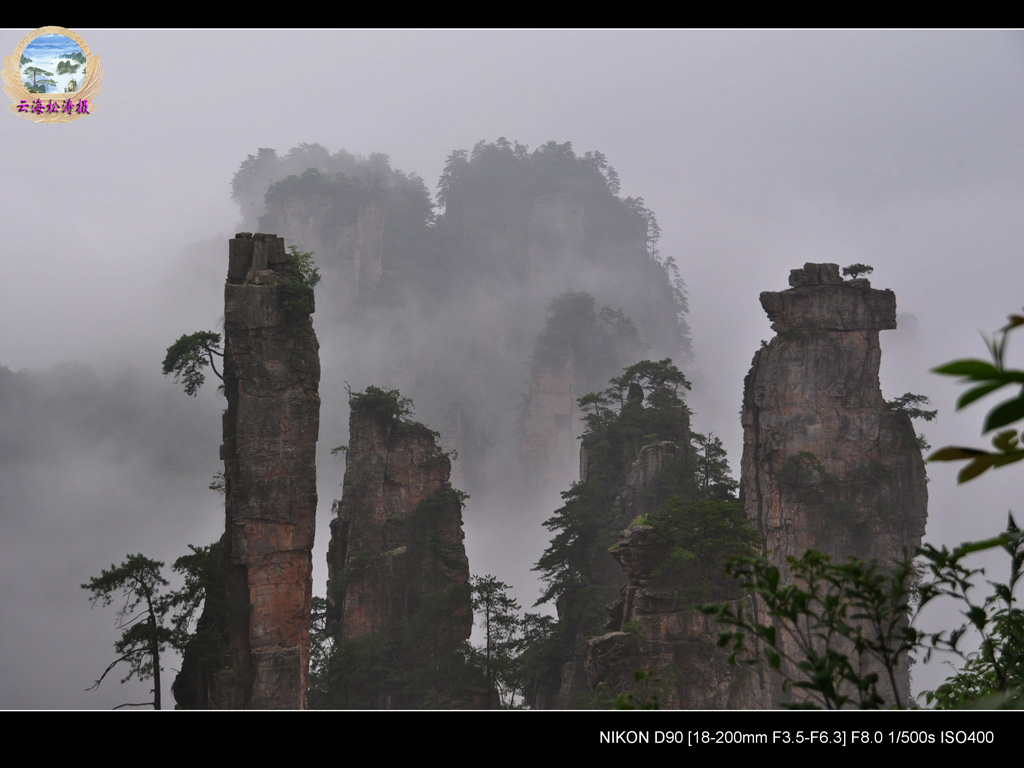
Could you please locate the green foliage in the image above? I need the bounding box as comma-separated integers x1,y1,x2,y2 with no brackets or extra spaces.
701,550,920,709
607,358,691,407
280,245,321,323
208,470,225,495
692,432,739,500
612,668,660,709
313,579,475,709
83,541,236,710
348,384,414,421
916,515,1024,709
307,595,334,705
842,263,874,279
81,554,173,709
533,357,760,708
161,330,223,397
639,498,759,601
23,66,54,91
166,539,233,657
470,575,524,707
701,518,1023,711
886,393,936,452
930,309,1024,482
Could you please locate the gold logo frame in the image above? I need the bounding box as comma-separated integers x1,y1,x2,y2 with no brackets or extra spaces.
3,26,105,123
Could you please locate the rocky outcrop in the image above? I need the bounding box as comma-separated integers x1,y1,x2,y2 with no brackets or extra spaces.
173,233,320,709
579,440,766,709
260,182,385,294
324,395,472,708
551,395,722,708
741,263,928,705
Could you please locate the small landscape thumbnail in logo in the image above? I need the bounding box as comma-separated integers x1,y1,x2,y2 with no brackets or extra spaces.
3,26,105,123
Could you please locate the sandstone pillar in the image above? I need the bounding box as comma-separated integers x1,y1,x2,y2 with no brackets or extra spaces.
220,232,320,708
741,263,928,706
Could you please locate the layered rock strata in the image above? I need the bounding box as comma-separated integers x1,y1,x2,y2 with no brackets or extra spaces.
741,262,928,706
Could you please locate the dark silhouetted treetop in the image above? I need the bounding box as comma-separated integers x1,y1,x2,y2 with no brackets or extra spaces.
606,358,691,409
82,554,173,709
348,384,414,422
886,392,937,421
842,263,874,279
162,331,223,397
692,432,740,500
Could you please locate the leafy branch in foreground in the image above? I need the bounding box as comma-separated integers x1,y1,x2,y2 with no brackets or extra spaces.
700,551,920,709
917,515,1024,709
929,309,1024,482
701,522,1024,710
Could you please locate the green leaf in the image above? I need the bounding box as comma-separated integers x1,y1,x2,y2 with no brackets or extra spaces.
992,430,1020,452
983,397,1024,433
1004,314,1024,330
966,606,988,630
957,457,995,483
932,360,1004,379
928,446,988,462
957,381,1010,410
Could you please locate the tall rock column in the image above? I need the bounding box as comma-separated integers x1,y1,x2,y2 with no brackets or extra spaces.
324,394,473,708
220,232,320,708
741,263,927,705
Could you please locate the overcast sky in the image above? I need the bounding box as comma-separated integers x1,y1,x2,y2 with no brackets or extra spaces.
2,28,1022,709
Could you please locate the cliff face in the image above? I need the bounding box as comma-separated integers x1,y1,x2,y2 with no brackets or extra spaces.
741,263,928,705
174,233,321,709
519,355,580,491
261,193,385,295
324,399,472,708
581,441,766,709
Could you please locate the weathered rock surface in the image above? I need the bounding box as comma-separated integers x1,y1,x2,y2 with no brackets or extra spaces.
174,233,320,709
741,263,928,706
578,441,765,709
324,400,472,708
261,190,385,295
